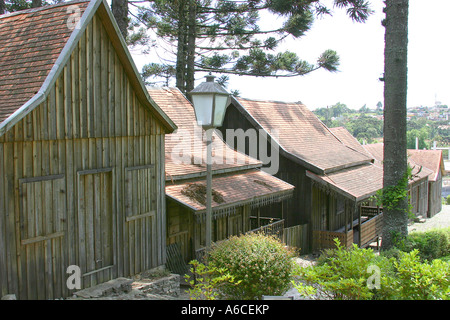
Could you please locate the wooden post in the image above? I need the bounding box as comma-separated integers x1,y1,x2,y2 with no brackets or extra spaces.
358,204,362,246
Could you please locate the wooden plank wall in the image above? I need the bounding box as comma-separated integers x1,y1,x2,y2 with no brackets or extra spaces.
428,173,442,218
283,224,309,253
0,14,166,299
166,199,192,263
220,105,312,228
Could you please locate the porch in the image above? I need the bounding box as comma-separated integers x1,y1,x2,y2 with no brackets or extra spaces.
313,206,383,251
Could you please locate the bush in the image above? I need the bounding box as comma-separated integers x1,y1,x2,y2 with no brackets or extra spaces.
293,239,394,300
293,239,450,300
395,228,450,261
185,260,239,300
206,233,296,300
388,250,450,300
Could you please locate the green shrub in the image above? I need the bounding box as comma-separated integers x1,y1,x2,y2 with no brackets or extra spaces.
206,233,296,300
185,260,239,300
395,228,450,261
388,250,450,300
293,239,395,300
293,239,450,300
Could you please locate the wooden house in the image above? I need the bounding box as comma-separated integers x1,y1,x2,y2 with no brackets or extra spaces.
148,88,295,263
220,98,385,253
0,0,177,299
364,143,441,218
408,149,445,217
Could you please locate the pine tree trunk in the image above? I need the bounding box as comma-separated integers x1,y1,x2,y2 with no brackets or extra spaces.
176,0,188,93
31,0,42,8
185,0,197,94
112,0,128,39
0,0,5,14
382,0,409,250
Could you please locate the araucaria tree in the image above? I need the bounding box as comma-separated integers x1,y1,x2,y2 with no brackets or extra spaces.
129,0,373,93
381,0,409,250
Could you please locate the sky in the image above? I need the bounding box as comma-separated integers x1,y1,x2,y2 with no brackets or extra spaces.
131,1,450,111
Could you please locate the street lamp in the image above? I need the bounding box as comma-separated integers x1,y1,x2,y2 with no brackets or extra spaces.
189,74,231,251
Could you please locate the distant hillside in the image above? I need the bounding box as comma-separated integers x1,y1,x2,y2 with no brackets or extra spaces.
313,103,383,144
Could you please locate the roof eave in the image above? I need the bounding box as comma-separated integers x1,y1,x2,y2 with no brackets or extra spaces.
306,170,357,202
165,163,263,182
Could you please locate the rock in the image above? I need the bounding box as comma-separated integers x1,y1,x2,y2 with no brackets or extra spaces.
72,277,133,299
1,294,16,300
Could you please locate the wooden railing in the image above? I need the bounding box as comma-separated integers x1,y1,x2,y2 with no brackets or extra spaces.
248,219,284,241
313,212,383,251
361,206,383,217
360,213,383,248
313,230,353,251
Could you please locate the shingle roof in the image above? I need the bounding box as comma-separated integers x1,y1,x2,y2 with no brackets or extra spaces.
362,143,384,165
0,0,90,121
148,87,294,212
234,98,373,174
0,0,176,134
362,143,433,182
329,126,373,158
166,169,294,216
148,87,261,181
407,149,444,182
307,162,383,201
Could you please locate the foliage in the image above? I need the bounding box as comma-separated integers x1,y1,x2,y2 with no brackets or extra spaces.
184,260,239,300
293,239,394,300
393,228,450,262
372,165,413,214
313,103,383,143
387,250,450,300
293,239,450,300
2,0,61,13
407,127,430,149
206,232,296,300
130,0,373,91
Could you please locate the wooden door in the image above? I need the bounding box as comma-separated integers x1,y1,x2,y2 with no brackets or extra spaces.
77,168,114,289
124,165,156,275
18,174,66,299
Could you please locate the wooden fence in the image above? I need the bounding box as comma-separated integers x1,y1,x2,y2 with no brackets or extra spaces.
360,213,383,248
248,219,285,240
283,224,309,252
313,230,353,251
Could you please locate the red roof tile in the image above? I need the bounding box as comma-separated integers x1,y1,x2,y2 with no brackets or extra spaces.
0,1,90,121
148,88,261,180
407,149,444,182
329,126,373,158
307,162,383,201
234,98,373,173
363,143,434,182
166,169,294,214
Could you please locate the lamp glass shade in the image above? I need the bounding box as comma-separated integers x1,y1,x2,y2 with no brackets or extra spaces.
191,94,214,127
213,94,230,127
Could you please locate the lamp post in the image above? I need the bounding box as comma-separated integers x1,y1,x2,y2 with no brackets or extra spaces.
189,74,231,251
